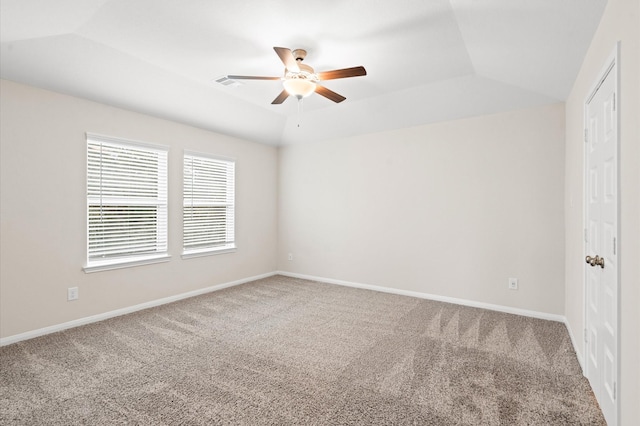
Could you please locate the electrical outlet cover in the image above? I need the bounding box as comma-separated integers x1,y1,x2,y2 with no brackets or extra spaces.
68,287,79,301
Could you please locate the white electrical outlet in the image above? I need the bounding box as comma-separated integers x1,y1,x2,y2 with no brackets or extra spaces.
508,278,518,290
68,287,79,301
287,253,293,261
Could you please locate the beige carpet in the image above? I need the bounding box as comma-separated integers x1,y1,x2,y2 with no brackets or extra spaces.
0,275,605,425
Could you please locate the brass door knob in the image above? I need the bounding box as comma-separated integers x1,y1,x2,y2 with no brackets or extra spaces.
585,255,605,268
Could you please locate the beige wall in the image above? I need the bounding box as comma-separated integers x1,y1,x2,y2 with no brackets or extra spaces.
278,103,566,315
0,80,278,338
564,0,640,423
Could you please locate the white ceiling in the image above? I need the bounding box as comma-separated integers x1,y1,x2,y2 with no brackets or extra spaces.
0,0,607,145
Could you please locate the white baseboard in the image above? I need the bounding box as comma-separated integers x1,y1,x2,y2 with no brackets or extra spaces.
3,270,579,360
563,318,585,372
277,270,567,323
283,271,585,369
0,271,277,347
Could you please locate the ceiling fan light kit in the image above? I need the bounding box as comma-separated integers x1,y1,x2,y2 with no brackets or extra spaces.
226,46,367,105
283,79,316,99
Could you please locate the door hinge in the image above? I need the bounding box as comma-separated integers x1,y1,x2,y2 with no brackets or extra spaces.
584,128,588,143
613,237,616,255
584,328,588,343
584,228,588,243
613,381,616,400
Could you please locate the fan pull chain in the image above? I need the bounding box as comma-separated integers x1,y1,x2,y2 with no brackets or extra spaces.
297,97,303,127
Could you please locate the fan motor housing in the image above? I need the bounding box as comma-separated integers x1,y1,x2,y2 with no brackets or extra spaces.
285,64,317,81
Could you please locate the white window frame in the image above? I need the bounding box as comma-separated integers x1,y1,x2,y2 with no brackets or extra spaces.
84,133,170,273
182,151,236,259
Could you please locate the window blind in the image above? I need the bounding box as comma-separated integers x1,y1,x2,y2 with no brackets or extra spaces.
87,134,168,264
183,153,235,254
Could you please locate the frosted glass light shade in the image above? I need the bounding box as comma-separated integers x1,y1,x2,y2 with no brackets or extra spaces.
283,79,316,98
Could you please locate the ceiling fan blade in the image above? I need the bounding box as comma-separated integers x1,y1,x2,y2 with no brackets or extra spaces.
315,85,346,103
317,66,367,81
226,75,281,80
273,47,300,73
271,89,290,104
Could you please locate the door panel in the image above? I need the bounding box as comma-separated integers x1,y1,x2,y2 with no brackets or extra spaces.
585,61,618,425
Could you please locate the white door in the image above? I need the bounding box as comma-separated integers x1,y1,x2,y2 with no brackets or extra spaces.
584,55,618,426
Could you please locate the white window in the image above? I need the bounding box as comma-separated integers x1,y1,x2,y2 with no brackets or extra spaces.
183,152,235,258
85,133,169,272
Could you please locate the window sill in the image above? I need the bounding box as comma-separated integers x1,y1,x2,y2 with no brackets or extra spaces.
83,254,171,273
181,246,236,260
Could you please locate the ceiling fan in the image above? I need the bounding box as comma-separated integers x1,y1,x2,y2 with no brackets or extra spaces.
227,47,366,104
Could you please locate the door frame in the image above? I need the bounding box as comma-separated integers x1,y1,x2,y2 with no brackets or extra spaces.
583,42,620,425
